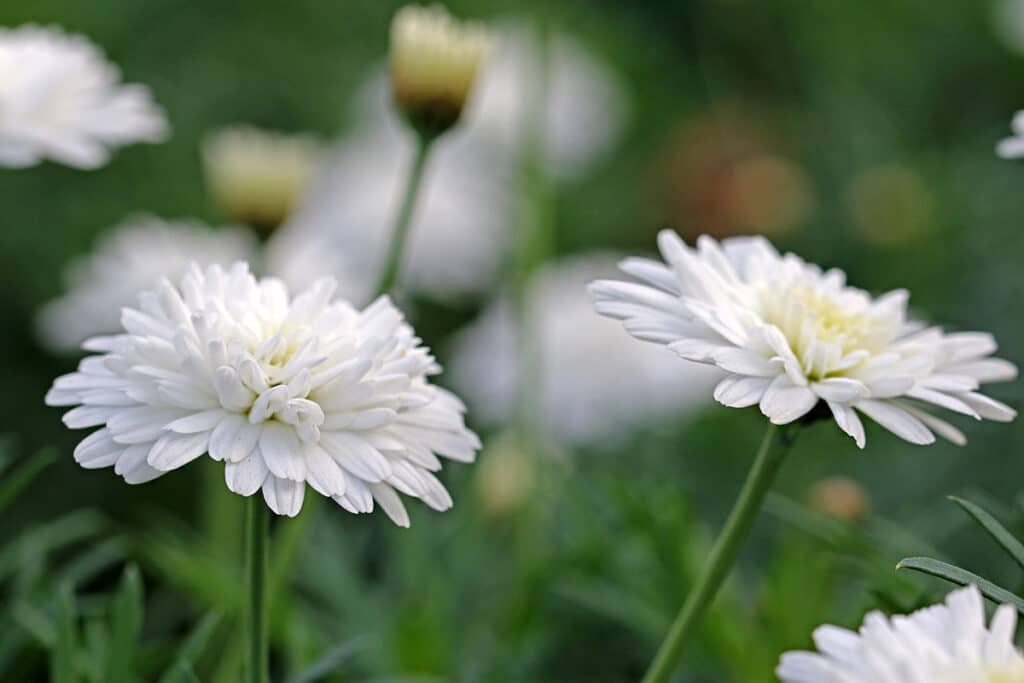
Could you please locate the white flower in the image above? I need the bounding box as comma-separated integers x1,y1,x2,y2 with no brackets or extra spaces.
266,126,513,305
997,111,1024,159
777,585,1024,683
390,4,491,135
449,254,718,446
202,125,324,234
45,262,480,523
37,216,255,352
0,25,168,169
590,231,1017,447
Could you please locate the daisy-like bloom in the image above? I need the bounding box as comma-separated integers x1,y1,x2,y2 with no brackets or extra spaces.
37,215,255,352
591,231,1017,447
777,585,1024,683
45,262,479,524
202,125,323,236
0,25,168,169
450,255,718,446
390,4,491,136
997,111,1024,159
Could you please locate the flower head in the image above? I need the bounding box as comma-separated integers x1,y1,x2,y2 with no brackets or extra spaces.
997,111,1024,159
45,262,480,524
591,231,1017,447
37,216,255,352
389,4,491,137
202,125,323,235
0,25,168,169
778,585,1024,683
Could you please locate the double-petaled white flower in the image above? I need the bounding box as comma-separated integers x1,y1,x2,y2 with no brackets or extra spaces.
45,263,480,524
202,125,324,235
36,216,255,352
0,25,168,169
591,231,1017,447
998,111,1024,159
778,585,1024,683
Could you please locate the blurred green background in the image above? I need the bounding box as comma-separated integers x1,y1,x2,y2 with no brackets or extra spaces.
1,0,1023,681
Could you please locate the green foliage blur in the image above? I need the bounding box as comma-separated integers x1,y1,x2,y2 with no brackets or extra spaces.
0,0,1022,681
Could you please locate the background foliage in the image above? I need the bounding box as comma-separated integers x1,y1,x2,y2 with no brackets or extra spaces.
1,0,1022,681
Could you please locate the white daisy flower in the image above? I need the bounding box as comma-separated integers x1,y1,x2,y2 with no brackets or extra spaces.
590,231,1017,447
45,262,480,524
37,216,255,352
0,25,168,169
202,125,324,235
777,585,1024,683
997,111,1024,159
449,254,718,446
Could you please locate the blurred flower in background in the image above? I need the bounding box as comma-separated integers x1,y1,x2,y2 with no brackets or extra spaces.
654,112,813,240
592,232,1017,447
844,164,935,247
777,585,1024,682
0,25,168,169
993,0,1024,55
389,4,492,137
45,263,480,522
997,111,1024,158
36,215,255,352
807,476,870,522
202,125,324,237
450,254,718,447
474,431,538,518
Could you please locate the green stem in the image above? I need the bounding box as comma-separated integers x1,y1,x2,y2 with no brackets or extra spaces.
375,131,434,297
246,495,270,683
641,423,793,683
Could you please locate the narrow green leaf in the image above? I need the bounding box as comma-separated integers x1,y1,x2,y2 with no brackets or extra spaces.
52,583,77,683
157,612,222,683
896,556,1024,614
0,447,57,513
163,662,201,683
949,496,1024,572
284,636,367,683
103,565,144,683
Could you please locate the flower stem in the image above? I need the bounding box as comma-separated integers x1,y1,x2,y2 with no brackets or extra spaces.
375,130,435,297
246,495,270,683
641,423,794,683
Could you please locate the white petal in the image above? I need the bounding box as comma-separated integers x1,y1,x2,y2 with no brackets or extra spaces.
147,432,210,471
759,375,818,425
855,400,935,446
827,401,865,449
258,423,306,481
369,483,410,527
262,477,305,517
713,376,772,408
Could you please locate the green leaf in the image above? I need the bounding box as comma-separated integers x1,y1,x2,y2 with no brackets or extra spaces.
896,556,1024,614
949,496,1024,572
103,565,144,683
52,583,77,683
0,447,57,513
163,662,201,683
284,636,367,683
157,611,222,683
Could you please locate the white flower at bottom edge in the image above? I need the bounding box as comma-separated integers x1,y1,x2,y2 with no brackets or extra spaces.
45,262,480,525
998,111,1024,159
778,585,1024,683
590,231,1017,448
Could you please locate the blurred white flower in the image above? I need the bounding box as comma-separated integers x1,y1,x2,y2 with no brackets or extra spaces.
993,0,1024,56
449,254,718,447
778,585,1024,683
0,25,168,169
390,4,492,136
591,231,1017,447
266,126,512,305
37,216,255,352
202,125,324,235
45,263,480,523
997,111,1024,159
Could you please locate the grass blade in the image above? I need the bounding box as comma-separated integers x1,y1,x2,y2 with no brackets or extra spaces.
896,556,1024,614
284,636,367,683
52,583,77,683
0,447,57,513
103,565,144,683
158,612,222,683
949,496,1024,572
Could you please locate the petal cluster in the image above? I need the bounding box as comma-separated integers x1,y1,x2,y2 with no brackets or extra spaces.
778,585,1024,683
46,263,480,524
591,231,1017,447
0,25,168,169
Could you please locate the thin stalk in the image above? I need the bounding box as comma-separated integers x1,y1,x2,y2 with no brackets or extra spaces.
641,423,794,683
246,495,270,683
374,131,434,297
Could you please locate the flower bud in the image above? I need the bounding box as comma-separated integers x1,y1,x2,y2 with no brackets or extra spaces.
808,476,870,522
389,4,491,138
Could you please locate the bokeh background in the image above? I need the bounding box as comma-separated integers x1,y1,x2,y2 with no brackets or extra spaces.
2,0,1024,681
